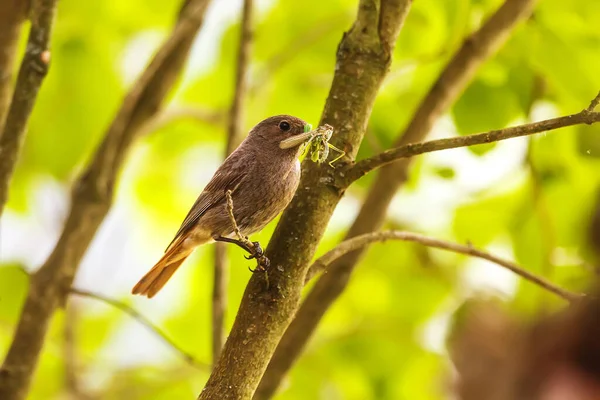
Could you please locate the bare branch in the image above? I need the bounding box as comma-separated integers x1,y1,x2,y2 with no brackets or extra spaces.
70,288,209,370
0,2,211,399
211,243,228,364
212,0,254,363
257,0,539,397
0,0,57,216
305,231,581,302
586,90,600,113
225,0,253,154
344,106,600,184
0,0,30,130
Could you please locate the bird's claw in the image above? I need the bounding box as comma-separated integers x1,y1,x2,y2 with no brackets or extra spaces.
244,241,264,259
249,242,270,272
248,257,269,273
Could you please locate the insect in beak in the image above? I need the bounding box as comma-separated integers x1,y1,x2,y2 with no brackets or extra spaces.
279,124,314,149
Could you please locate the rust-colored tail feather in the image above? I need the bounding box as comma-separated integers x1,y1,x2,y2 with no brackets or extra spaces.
132,236,192,298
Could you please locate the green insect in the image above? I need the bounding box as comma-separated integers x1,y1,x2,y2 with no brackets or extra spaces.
302,124,346,168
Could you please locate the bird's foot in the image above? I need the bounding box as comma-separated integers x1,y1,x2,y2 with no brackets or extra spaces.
244,241,263,260
214,236,269,271
246,241,270,272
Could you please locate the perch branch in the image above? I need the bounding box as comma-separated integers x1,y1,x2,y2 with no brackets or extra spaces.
257,0,539,397
70,288,208,369
0,2,211,399
212,0,254,361
344,102,600,184
304,231,581,302
200,1,413,398
0,0,30,130
0,0,57,216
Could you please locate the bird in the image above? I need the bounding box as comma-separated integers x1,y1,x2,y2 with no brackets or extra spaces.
132,115,313,298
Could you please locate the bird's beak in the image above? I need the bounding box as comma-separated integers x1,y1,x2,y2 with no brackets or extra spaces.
279,129,313,149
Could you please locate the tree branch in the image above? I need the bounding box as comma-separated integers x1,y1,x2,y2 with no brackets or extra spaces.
344,103,600,184
257,0,539,397
304,231,581,302
200,1,413,399
586,90,600,113
211,0,254,364
0,2,211,399
0,0,56,216
225,0,253,155
0,0,30,130
70,288,209,370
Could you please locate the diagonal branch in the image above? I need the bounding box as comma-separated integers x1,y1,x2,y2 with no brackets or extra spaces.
212,0,254,365
70,288,209,370
0,0,56,216
0,0,30,130
200,1,413,399
225,0,253,155
586,90,600,113
343,101,600,184
304,231,581,302
257,0,539,397
0,2,211,399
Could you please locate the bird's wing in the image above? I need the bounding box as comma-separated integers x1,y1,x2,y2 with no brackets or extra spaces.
164,154,250,252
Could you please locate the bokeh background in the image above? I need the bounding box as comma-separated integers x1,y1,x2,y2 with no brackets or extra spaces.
1,0,600,398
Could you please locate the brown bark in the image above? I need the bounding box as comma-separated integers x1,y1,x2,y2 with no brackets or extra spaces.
0,1,211,399
0,0,53,216
211,0,255,364
256,0,538,397
304,230,580,302
212,243,228,363
343,106,600,184
199,1,412,398
0,0,29,129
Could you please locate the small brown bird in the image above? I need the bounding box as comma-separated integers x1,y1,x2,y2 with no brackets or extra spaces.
132,115,313,298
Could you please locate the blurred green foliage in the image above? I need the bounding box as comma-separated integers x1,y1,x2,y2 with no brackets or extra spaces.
1,0,600,399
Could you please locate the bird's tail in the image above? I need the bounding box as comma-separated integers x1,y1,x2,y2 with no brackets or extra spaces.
132,235,194,298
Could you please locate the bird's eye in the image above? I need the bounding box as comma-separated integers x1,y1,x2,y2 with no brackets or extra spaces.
279,121,291,131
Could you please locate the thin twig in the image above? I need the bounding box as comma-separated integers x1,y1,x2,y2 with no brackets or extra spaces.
304,231,580,302
0,0,58,216
344,106,600,184
213,0,254,359
586,90,600,113
0,0,30,131
211,242,228,364
226,0,253,154
70,288,209,370
225,190,246,243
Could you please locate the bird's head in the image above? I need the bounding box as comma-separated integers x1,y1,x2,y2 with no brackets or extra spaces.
248,115,313,151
